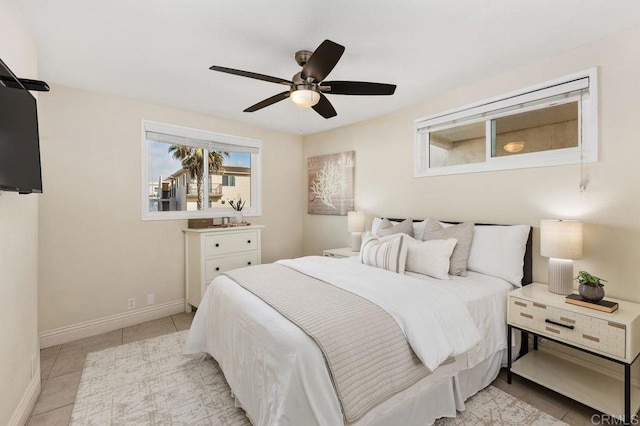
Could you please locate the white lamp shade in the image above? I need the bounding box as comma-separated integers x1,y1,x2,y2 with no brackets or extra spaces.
540,220,583,260
347,211,365,233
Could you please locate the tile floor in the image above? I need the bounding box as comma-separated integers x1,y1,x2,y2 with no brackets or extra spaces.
29,312,603,426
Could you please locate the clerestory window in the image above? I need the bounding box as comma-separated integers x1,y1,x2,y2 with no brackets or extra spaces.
414,68,598,177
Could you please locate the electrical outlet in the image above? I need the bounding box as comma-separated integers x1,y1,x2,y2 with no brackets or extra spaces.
128,297,136,310
147,293,155,305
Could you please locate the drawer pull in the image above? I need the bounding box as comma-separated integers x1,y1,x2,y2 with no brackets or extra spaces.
215,243,220,247
533,302,547,309
520,313,533,319
545,319,574,330
514,301,527,307
608,321,626,330
215,267,220,271
247,240,252,244
247,261,252,265
545,326,561,334
583,334,600,343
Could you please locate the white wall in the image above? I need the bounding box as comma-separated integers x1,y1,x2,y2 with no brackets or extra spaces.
38,85,303,333
0,0,40,423
303,24,640,303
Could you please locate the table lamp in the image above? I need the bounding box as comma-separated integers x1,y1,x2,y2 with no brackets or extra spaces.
348,211,365,252
540,220,583,295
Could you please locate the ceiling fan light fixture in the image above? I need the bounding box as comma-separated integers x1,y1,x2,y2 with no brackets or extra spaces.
290,89,320,108
504,141,525,153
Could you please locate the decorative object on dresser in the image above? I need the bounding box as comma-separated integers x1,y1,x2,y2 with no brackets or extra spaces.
323,247,359,258
507,283,640,425
228,197,246,224
575,270,607,302
347,211,365,251
183,225,263,311
540,220,583,295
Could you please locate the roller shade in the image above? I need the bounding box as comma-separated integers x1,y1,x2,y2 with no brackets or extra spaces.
417,77,590,133
146,131,259,154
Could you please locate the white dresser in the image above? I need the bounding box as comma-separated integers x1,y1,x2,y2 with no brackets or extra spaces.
183,225,264,310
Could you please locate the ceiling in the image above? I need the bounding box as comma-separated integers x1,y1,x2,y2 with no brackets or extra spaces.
14,0,640,135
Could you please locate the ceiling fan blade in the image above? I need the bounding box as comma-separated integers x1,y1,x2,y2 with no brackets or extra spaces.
301,40,345,82
312,93,337,119
320,81,396,95
243,91,290,112
210,66,292,86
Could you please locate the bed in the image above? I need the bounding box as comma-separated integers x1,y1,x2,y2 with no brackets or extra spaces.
184,219,533,425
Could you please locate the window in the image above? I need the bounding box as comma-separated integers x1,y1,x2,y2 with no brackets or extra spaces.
414,68,598,177
142,121,261,220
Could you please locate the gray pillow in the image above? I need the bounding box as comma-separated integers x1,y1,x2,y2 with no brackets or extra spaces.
376,218,414,237
422,219,474,276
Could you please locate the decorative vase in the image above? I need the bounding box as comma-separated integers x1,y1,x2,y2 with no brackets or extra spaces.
233,211,243,224
578,283,605,302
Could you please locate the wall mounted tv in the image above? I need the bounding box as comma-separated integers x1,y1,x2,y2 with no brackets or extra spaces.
0,58,43,194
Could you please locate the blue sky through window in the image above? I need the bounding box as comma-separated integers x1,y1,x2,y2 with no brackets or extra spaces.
148,140,251,183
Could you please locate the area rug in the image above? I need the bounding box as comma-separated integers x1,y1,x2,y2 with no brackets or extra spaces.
71,331,566,425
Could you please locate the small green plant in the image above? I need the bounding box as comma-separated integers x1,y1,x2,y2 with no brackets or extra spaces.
574,270,607,287
228,197,246,212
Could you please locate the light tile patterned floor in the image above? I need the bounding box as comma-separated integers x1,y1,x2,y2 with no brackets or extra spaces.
29,312,602,425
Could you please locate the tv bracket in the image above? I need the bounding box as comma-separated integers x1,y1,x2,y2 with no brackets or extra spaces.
0,76,50,92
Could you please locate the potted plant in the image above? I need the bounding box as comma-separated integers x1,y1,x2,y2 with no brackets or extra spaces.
574,270,607,302
228,197,246,224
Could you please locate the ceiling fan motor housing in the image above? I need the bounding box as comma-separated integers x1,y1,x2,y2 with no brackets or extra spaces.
294,50,313,67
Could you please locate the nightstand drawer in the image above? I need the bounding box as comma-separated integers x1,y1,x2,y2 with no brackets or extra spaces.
510,296,626,358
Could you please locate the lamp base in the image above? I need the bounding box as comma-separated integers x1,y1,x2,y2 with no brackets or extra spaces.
548,258,574,295
350,232,362,252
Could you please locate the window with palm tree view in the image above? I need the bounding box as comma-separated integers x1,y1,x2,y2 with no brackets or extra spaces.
143,121,261,219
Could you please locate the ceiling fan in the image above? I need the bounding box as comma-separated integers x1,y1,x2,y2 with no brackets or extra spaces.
209,39,396,119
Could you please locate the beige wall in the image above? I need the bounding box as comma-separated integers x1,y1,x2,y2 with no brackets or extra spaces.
38,85,303,331
303,25,640,303
0,0,40,423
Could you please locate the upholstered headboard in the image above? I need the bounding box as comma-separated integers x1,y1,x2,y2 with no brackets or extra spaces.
385,218,533,287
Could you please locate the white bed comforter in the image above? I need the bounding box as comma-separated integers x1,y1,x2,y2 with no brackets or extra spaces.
184,257,489,425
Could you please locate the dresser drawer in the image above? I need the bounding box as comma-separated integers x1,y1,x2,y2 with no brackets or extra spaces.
205,231,258,257
510,297,626,358
205,252,258,282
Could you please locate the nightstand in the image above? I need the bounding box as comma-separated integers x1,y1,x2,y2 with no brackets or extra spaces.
507,283,640,425
322,247,359,258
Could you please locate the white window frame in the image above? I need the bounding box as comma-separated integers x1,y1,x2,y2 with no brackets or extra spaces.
141,120,262,220
414,68,598,177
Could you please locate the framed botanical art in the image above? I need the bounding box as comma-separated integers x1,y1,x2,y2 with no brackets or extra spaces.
307,151,354,215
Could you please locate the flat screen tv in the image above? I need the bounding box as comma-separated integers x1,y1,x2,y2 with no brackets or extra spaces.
0,58,42,194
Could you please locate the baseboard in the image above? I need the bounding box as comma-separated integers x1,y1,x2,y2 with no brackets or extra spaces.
39,299,185,348
8,369,40,426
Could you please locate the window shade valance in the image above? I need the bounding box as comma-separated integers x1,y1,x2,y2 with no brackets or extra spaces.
145,131,260,154
416,77,590,134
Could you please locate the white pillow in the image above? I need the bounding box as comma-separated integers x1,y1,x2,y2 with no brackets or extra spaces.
371,217,427,240
360,232,409,274
405,236,457,280
467,225,531,286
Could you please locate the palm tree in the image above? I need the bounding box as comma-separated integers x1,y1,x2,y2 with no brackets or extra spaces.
168,146,229,210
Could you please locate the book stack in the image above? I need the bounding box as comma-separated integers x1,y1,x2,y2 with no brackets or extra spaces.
565,294,619,313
